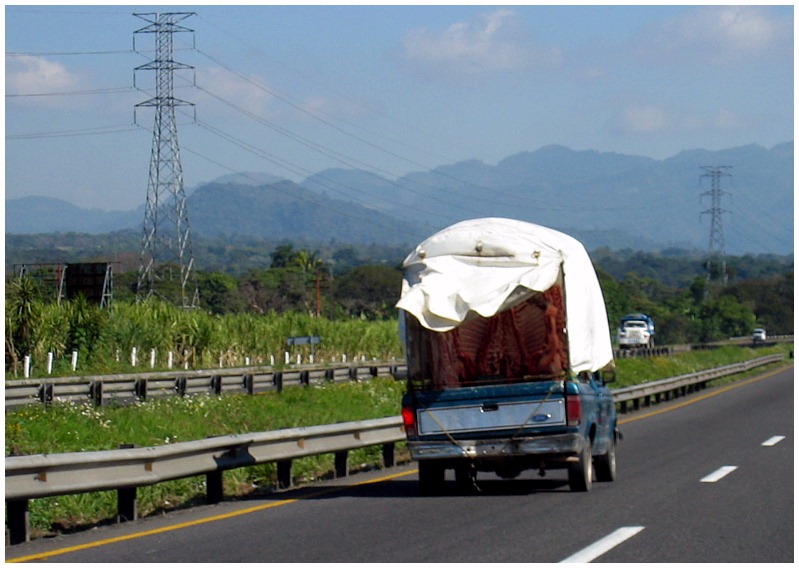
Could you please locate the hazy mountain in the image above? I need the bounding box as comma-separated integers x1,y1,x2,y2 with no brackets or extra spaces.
200,172,285,187
6,142,793,254
299,142,792,254
187,180,434,246
5,196,142,234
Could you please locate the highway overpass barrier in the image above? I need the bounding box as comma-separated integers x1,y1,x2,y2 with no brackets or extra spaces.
5,353,785,545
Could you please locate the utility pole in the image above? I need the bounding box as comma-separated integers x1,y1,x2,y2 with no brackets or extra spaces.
133,12,199,307
700,166,732,285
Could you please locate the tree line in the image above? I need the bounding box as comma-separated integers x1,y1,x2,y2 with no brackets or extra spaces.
5,241,793,377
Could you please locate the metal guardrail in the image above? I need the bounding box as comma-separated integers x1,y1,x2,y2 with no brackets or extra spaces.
4,353,786,545
4,360,406,409
6,416,405,501
612,354,784,412
9,340,784,408
5,416,406,545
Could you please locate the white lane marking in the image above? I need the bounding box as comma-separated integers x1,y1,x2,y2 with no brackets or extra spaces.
560,526,645,563
700,465,737,483
762,435,786,447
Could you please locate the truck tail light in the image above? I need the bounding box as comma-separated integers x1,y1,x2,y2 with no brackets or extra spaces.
566,394,581,426
401,406,417,436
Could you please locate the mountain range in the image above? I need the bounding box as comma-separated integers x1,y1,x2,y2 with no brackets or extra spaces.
5,142,794,255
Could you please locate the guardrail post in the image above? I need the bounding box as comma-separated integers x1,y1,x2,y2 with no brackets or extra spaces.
175,376,187,397
325,368,334,382
117,487,137,523
6,499,29,545
277,460,292,489
382,443,395,468
300,370,310,387
348,366,358,381
134,379,147,401
210,375,222,395
243,374,254,395
274,372,283,393
38,382,53,405
90,380,104,407
117,444,138,523
334,451,349,478
207,471,223,504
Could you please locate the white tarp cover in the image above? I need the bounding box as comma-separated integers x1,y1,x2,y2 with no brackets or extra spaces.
396,217,614,373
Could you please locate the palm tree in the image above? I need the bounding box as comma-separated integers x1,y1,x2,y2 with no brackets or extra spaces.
293,250,328,316
6,276,42,376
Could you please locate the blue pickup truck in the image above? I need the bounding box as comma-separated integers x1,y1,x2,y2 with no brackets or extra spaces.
397,218,618,493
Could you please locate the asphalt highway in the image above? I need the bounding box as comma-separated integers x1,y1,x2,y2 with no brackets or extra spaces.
7,365,793,563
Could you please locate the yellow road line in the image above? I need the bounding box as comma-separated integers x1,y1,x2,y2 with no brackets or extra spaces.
618,365,790,425
7,469,417,563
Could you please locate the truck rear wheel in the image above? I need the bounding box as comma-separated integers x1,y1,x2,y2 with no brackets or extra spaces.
568,443,593,492
594,437,617,482
418,460,446,495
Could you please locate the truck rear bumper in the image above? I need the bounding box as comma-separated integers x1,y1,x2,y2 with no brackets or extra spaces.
408,433,583,461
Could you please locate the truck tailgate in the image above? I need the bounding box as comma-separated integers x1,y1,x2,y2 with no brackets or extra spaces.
414,382,566,436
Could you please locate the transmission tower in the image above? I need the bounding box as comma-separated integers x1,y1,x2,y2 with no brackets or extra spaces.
133,12,199,307
700,165,732,285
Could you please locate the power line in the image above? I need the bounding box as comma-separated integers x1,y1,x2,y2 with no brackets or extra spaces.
6,86,136,98
193,12,465,165
192,48,546,209
7,49,134,57
6,124,140,140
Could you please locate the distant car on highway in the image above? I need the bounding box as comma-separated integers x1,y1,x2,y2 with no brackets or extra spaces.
752,328,767,343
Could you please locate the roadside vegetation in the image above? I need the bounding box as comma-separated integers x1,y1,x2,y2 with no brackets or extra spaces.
5,245,793,380
5,343,791,536
4,241,793,536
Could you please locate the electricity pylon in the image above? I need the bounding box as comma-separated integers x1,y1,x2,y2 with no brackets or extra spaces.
700,166,732,285
133,12,199,307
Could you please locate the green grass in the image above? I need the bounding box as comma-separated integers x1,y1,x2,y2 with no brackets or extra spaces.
6,379,406,455
612,344,787,388
6,343,791,536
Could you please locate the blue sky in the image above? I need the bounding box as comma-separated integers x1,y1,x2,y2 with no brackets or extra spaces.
4,3,794,211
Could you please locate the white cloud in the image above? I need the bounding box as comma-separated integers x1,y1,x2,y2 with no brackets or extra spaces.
301,96,374,122
712,109,742,130
6,55,80,101
638,6,792,65
400,9,560,78
616,103,748,137
196,67,275,115
620,104,669,134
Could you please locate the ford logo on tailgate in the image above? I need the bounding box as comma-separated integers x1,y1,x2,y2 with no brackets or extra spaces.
532,413,553,422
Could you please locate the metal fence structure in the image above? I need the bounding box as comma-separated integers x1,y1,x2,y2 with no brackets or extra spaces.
5,360,406,409
5,353,785,545
10,341,785,409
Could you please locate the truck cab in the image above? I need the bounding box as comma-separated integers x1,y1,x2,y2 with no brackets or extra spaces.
396,218,618,493
617,314,655,349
